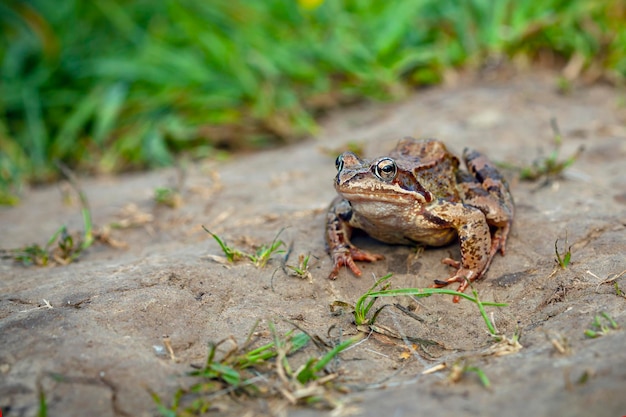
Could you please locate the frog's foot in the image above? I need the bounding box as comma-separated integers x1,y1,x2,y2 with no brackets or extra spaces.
328,246,384,280
432,268,476,303
491,223,511,256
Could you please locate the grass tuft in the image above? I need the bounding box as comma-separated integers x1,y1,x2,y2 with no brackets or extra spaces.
4,164,95,266
154,187,182,208
152,324,358,415
584,312,620,338
555,233,573,269
518,118,584,183
448,360,491,389
203,226,285,268
286,253,312,280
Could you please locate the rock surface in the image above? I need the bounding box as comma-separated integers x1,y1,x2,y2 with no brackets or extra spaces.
1,73,625,417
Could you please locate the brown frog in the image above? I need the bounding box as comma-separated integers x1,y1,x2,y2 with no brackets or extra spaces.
326,137,514,302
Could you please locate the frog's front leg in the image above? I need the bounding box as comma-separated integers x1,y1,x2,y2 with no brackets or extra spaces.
429,203,492,302
326,197,384,279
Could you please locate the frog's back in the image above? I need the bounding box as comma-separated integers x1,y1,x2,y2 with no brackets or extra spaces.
391,137,461,201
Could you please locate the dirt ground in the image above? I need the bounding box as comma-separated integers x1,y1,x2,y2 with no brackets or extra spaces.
1,72,626,417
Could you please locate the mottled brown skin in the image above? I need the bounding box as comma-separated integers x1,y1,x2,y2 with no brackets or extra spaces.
326,137,514,302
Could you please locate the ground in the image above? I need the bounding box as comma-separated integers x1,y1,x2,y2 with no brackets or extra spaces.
1,72,625,417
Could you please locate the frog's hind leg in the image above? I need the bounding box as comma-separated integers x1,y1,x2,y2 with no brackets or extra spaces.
429,204,492,303
459,148,514,255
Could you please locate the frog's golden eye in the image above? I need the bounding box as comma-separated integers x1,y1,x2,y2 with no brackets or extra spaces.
335,155,344,172
374,158,397,181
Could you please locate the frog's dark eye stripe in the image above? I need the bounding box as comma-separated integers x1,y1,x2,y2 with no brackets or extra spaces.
374,158,397,181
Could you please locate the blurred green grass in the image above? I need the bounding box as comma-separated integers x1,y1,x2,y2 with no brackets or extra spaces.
1,0,624,201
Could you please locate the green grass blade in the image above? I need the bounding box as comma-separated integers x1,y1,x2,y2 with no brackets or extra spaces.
209,362,241,386
22,87,48,172
3,0,626,190
51,87,100,158
366,287,508,306
93,83,128,145
296,336,357,384
38,387,47,417
472,289,497,335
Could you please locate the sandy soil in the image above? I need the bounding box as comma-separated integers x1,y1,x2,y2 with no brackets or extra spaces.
1,72,626,417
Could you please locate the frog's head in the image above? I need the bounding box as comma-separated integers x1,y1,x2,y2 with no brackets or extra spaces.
334,151,433,206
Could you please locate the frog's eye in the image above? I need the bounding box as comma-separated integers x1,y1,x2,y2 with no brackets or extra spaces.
374,158,397,181
335,155,344,172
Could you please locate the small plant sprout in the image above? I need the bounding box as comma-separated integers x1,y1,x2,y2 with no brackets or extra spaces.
154,187,182,208
286,254,312,280
154,163,187,208
267,321,357,387
294,337,357,385
9,164,95,266
587,269,626,298
352,274,393,326
448,359,491,389
519,118,584,183
591,268,626,299
555,234,572,269
584,312,620,338
38,382,48,417
12,241,52,266
202,226,245,262
202,227,286,268
247,230,286,268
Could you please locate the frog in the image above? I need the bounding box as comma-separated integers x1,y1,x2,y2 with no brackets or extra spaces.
325,137,514,302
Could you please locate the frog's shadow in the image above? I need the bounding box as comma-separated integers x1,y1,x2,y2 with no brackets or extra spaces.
349,230,461,282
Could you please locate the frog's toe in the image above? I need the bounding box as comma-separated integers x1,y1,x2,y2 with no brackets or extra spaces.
441,257,461,269
328,247,383,279
451,280,471,303
432,274,466,287
349,247,384,263
329,253,362,279
432,268,476,303
489,229,508,257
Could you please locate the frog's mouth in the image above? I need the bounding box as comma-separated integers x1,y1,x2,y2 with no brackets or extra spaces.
338,186,429,205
